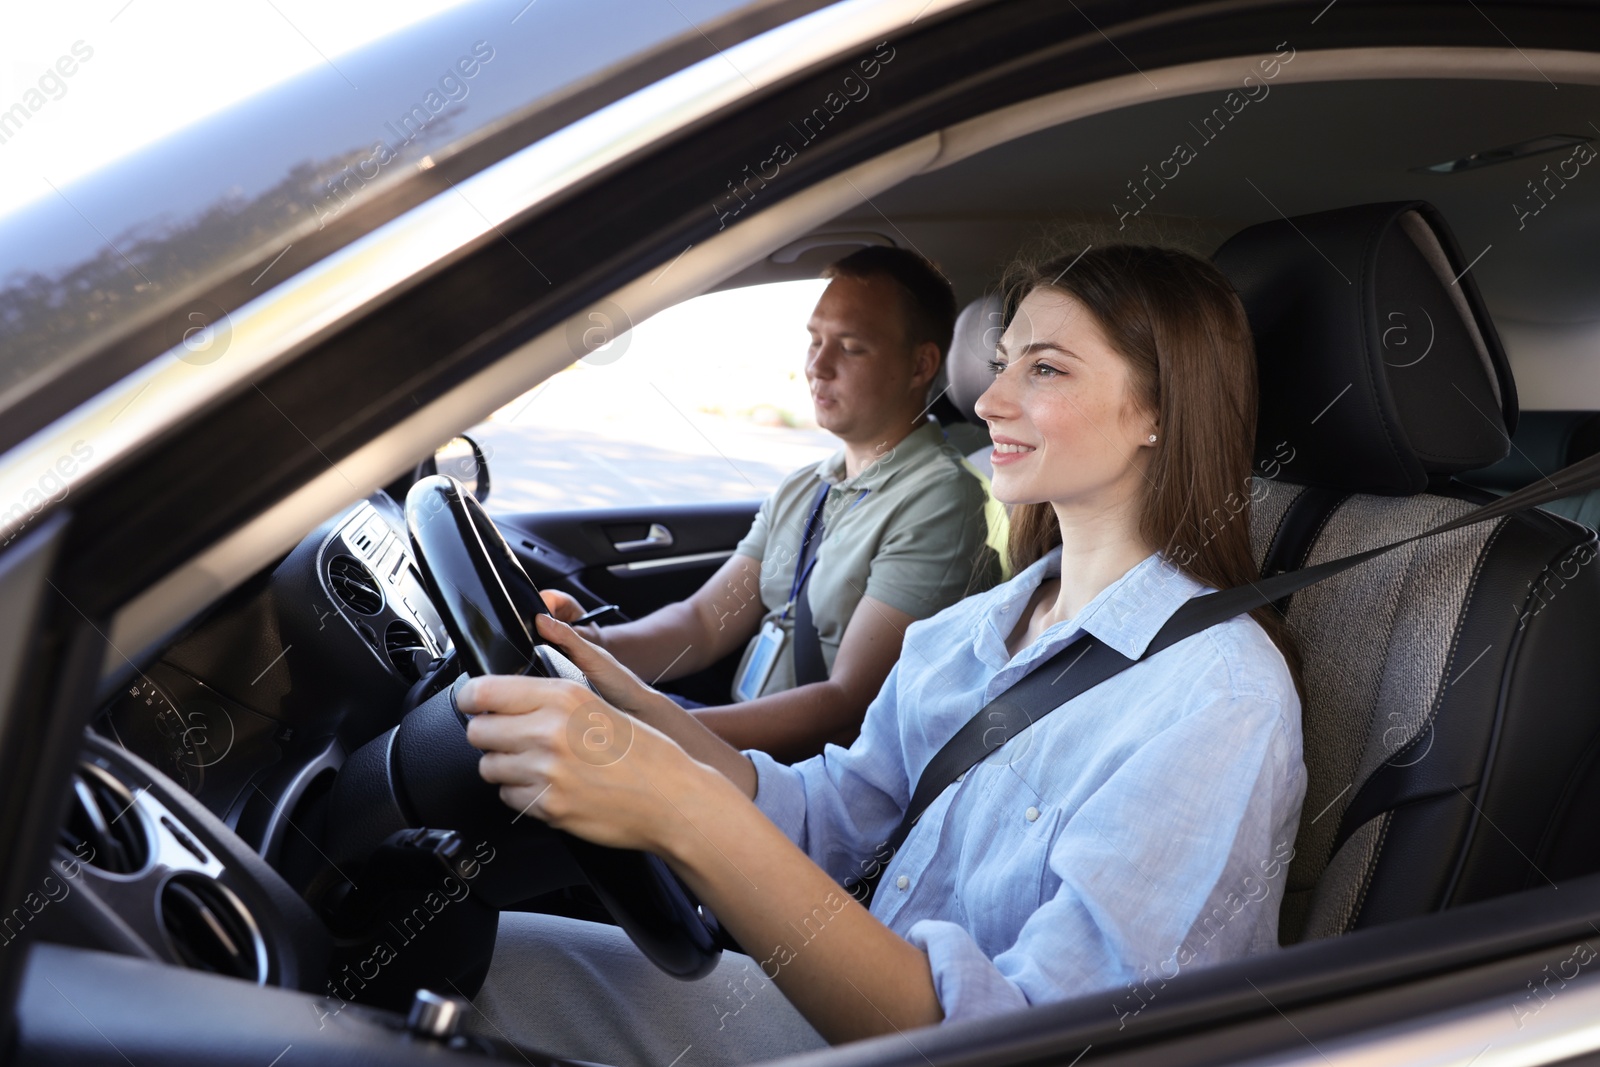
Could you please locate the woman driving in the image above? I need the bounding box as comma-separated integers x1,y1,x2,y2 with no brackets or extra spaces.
459,244,1308,1066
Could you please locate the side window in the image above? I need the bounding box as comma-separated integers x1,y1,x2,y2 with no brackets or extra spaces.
471,280,836,510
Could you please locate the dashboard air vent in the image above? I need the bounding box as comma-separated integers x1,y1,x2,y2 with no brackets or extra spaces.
60,763,150,874
159,874,267,984
385,622,429,683
327,555,383,615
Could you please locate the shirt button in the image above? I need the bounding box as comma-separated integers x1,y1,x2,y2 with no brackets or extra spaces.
896,875,910,891
955,771,966,782
1025,806,1040,822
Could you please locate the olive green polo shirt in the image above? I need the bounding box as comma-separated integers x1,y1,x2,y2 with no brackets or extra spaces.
729,417,1001,700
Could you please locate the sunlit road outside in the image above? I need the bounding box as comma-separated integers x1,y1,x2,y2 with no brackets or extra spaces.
473,418,836,512
473,279,840,514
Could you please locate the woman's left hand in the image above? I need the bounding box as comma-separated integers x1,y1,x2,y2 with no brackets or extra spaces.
457,674,715,854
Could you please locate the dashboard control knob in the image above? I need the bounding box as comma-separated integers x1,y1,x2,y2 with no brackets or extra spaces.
406,989,469,1040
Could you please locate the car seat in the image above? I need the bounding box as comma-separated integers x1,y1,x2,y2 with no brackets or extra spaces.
1215,200,1600,943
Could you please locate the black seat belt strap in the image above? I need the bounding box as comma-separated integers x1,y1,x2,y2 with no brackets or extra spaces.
842,450,1600,906
793,567,829,687
793,484,868,687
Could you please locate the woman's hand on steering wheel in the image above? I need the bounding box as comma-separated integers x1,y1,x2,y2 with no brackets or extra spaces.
457,672,727,856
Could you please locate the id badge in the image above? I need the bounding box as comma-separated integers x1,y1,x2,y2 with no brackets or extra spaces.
735,620,786,702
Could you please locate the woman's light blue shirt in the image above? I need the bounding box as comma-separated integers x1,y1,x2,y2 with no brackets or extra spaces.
744,548,1307,1024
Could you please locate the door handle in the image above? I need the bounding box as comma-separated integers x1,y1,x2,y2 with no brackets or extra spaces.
613,523,674,552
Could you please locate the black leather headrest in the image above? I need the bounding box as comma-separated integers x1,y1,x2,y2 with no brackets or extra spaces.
947,294,1004,426
1214,200,1518,495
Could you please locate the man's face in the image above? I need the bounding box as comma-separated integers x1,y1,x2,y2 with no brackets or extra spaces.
804,275,928,445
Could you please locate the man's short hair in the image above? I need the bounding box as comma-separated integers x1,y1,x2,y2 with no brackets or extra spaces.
820,246,956,364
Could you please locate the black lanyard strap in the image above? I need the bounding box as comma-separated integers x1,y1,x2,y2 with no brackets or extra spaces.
784,484,832,619
784,483,870,619
842,451,1600,906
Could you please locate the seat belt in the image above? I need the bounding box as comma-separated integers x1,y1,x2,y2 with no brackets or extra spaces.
841,449,1600,906
791,487,830,686
792,484,868,687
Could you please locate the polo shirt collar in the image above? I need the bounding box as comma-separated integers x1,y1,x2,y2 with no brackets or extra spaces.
978,547,1210,667
816,416,944,493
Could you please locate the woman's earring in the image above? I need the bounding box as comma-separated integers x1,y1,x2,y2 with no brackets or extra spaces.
1147,433,1158,443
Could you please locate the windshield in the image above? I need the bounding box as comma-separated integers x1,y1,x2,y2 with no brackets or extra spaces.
0,0,777,445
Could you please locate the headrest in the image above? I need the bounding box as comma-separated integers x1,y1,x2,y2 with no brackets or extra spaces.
1213,200,1518,495
947,294,1004,427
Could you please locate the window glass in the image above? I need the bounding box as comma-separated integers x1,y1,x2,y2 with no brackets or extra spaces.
0,0,760,426
472,279,837,512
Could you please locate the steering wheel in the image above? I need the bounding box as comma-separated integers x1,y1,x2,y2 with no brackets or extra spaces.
375,474,724,979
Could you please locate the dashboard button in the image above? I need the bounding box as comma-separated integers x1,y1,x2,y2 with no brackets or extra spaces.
160,815,209,865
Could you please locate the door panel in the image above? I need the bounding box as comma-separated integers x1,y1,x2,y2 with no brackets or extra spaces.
496,500,761,618
495,502,761,704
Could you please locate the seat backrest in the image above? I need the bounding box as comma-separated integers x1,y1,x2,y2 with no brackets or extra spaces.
946,291,1004,451
1216,201,1600,943
946,293,1011,572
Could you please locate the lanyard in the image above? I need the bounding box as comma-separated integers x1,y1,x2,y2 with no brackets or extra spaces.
782,482,868,620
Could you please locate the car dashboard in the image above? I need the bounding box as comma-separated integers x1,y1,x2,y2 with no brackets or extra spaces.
45,491,475,998
93,491,449,840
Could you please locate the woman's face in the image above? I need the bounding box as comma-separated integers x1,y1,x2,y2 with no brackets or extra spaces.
973,287,1158,512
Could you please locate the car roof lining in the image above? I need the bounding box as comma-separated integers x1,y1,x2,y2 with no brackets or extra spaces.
719,50,1600,409
102,43,1600,682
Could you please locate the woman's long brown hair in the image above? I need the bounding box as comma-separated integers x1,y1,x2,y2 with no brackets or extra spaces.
998,244,1304,701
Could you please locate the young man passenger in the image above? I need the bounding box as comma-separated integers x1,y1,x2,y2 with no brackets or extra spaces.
540,247,999,761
